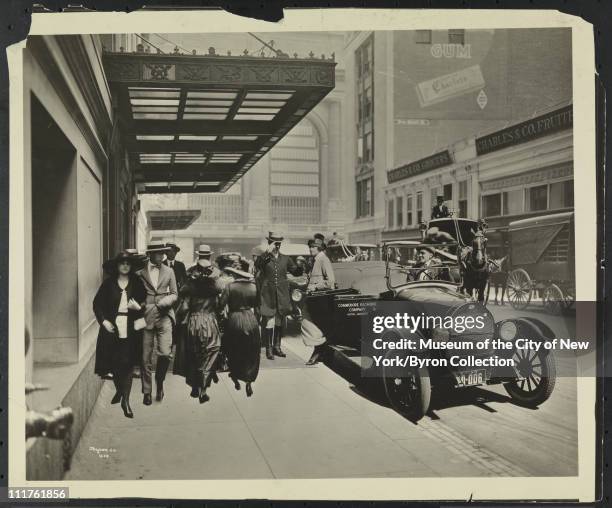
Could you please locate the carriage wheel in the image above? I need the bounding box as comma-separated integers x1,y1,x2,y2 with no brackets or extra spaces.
542,284,564,316
562,288,575,310
506,269,532,310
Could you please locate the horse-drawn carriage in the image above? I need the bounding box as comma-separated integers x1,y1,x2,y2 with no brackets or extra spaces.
502,212,575,314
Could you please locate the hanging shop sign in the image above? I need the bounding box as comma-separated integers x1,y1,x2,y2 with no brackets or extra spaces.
387,150,453,183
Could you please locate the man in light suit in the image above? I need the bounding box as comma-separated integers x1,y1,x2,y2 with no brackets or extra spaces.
136,242,178,405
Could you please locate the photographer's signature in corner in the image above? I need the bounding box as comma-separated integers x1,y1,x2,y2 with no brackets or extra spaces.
89,446,117,459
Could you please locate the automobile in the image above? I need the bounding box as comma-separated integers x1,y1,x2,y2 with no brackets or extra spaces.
300,234,557,420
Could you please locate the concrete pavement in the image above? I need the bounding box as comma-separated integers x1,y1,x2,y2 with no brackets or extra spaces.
66,305,578,480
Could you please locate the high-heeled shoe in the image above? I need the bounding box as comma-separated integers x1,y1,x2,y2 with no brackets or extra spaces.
111,391,121,404
121,397,134,418
245,383,253,397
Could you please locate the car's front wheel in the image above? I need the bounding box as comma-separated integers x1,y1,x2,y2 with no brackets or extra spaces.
382,358,431,420
504,349,556,406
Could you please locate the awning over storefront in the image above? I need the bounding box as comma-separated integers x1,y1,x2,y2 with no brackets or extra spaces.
103,50,336,193
146,209,201,230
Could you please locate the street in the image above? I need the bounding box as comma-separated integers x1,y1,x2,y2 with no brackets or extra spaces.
66,303,577,480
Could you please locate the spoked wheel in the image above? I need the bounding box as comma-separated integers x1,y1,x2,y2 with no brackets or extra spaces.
382,352,431,420
542,283,564,316
506,268,532,310
504,348,556,407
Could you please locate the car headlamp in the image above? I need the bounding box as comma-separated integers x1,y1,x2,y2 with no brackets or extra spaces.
499,320,518,341
291,289,303,302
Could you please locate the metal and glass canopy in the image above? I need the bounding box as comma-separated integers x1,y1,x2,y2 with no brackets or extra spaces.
103,49,336,193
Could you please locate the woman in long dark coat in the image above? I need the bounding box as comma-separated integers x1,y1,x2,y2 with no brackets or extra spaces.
219,266,261,397
93,251,146,418
173,260,223,403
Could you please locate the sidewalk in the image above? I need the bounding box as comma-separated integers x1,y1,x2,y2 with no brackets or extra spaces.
66,337,501,480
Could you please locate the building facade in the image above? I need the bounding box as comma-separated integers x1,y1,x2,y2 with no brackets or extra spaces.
341,28,573,243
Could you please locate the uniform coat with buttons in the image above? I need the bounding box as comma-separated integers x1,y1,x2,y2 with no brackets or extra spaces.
255,252,302,318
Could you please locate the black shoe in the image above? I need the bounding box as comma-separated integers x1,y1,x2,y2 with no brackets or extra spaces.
111,391,122,404
246,383,253,397
306,351,320,366
265,347,274,360
232,378,241,391
121,398,134,418
199,392,210,404
273,327,286,357
156,387,164,402
190,387,199,398
211,372,219,384
143,393,152,406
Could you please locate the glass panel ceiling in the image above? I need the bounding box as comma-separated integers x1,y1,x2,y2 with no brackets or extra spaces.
178,135,218,141
136,135,175,141
188,91,238,99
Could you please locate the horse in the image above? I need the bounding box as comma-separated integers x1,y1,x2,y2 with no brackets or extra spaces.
485,255,509,305
460,230,489,303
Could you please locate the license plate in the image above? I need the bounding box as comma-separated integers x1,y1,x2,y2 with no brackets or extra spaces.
456,369,486,387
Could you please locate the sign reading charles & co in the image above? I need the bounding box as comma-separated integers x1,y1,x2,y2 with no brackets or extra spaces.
475,105,573,155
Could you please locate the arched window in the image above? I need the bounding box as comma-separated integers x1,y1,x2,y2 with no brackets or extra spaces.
269,117,320,224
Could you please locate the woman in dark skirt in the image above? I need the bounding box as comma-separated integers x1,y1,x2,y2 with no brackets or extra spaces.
173,260,223,403
220,266,261,397
93,251,146,418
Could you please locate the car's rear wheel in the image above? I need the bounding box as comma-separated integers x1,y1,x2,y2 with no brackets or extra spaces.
383,359,431,420
504,349,556,406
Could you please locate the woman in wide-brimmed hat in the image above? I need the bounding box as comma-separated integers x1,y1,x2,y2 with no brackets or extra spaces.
219,263,260,397
94,251,146,418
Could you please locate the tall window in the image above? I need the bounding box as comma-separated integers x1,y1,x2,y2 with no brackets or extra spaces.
357,177,374,218
526,185,548,212
458,180,468,218
482,194,502,217
387,199,394,229
406,194,413,226
448,29,465,45
396,196,403,229
269,119,321,224
356,36,374,166
416,191,423,223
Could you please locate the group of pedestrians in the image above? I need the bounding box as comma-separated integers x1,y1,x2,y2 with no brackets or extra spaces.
93,231,336,419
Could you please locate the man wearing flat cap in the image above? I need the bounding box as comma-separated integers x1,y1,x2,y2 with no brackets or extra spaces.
135,242,178,405
255,232,303,360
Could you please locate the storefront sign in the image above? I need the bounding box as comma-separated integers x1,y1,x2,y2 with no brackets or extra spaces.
475,105,573,155
416,65,485,107
387,150,453,183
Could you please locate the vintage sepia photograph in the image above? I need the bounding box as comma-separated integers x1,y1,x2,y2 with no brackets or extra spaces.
8,9,598,501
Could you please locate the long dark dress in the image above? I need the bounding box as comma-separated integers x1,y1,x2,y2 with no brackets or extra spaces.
173,274,221,390
220,279,261,383
93,275,146,384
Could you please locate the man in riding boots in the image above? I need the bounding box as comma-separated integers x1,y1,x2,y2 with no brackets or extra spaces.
255,232,303,360
303,237,335,365
431,195,451,219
